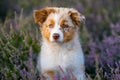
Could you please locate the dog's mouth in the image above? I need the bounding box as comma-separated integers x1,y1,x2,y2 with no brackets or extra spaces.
50,38,64,44
51,40,62,43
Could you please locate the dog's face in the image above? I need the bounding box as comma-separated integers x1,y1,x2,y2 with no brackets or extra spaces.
34,7,85,43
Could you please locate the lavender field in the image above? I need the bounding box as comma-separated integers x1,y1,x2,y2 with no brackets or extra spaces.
0,0,120,80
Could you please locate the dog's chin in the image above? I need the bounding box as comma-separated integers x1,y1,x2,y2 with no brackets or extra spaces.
51,40,63,44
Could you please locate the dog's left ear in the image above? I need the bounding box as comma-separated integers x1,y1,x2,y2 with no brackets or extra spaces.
69,9,85,25
33,7,56,26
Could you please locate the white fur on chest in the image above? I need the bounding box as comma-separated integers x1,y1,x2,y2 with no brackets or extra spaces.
37,33,85,74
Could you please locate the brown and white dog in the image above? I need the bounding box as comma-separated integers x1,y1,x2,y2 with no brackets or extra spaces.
33,7,86,80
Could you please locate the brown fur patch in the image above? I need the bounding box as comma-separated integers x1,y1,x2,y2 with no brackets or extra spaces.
63,28,75,42
41,18,55,42
41,24,51,42
43,70,55,79
59,17,76,42
34,8,56,26
44,70,55,76
60,19,67,25
69,11,80,25
48,19,55,28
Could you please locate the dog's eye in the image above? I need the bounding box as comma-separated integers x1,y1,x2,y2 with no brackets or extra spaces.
48,24,54,28
61,24,69,28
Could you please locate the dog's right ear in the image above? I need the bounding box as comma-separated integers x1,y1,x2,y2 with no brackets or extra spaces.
33,7,56,26
68,9,85,26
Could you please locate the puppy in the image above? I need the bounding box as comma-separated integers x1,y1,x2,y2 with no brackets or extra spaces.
33,7,86,80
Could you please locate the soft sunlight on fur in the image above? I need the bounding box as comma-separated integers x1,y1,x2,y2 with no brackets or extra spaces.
34,7,86,80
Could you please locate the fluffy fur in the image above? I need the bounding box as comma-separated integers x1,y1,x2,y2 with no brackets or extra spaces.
34,7,86,80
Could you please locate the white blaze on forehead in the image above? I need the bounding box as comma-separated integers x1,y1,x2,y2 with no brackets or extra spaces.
54,13,59,23
54,13,60,30
50,13,63,42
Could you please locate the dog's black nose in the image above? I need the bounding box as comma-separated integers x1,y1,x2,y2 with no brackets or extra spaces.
53,33,60,40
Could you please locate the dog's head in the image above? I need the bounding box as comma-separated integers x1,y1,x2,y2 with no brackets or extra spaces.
34,7,85,43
